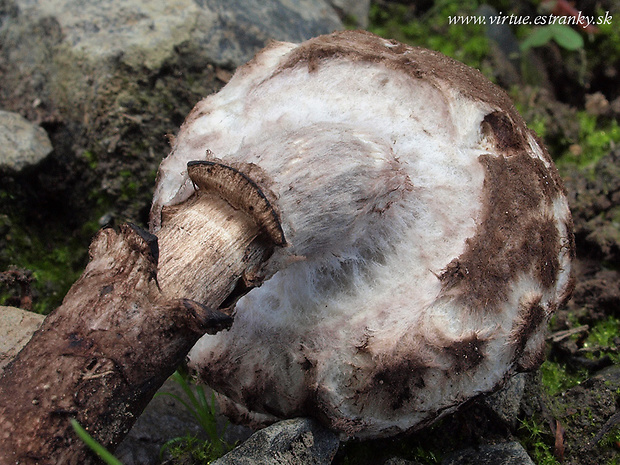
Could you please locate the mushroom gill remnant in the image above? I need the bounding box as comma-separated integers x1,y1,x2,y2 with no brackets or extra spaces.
150,30,574,439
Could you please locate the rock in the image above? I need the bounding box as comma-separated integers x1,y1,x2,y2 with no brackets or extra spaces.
328,0,370,27
0,111,53,172
441,442,534,465
0,0,343,222
115,378,254,465
212,418,339,465
476,5,521,88
594,364,620,391
3,0,341,71
0,306,44,372
482,373,526,429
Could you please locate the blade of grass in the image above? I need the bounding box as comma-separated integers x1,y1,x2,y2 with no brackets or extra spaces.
196,384,218,437
158,370,233,459
171,371,203,413
70,419,123,465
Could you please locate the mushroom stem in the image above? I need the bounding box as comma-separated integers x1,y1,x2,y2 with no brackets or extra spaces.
156,190,275,309
0,180,281,463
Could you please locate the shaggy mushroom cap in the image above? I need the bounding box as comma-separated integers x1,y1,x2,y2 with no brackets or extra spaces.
150,30,574,439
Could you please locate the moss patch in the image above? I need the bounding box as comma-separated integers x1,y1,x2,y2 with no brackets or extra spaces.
541,361,587,397
0,201,98,314
367,1,491,74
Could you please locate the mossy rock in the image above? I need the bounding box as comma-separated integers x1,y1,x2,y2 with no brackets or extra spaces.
0,0,343,313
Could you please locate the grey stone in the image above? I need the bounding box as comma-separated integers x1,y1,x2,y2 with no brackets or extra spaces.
0,111,53,172
328,0,370,27
212,417,339,465
0,0,343,222
594,363,620,391
199,0,343,67
482,373,526,428
441,442,534,465
3,0,341,70
0,306,44,372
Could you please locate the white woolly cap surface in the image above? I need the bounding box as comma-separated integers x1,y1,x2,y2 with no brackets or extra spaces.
150,31,574,439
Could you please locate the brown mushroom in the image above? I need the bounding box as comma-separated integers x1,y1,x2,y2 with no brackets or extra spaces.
150,30,574,439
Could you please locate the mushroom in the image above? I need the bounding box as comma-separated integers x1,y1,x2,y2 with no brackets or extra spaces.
150,30,574,439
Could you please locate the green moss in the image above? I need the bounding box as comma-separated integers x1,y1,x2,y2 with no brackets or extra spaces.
0,189,104,314
82,150,98,170
404,446,440,465
368,1,491,74
515,102,620,169
586,317,620,347
0,219,93,314
157,370,233,463
160,434,225,464
540,361,587,397
557,113,620,168
583,316,620,364
517,417,561,465
599,425,620,464
526,114,549,140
